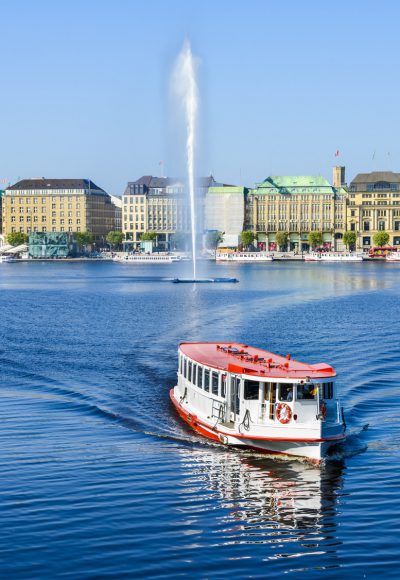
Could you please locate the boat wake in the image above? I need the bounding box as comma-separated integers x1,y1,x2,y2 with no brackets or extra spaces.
324,423,369,462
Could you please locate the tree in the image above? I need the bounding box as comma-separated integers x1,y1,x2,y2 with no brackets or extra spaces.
6,232,29,246
240,230,257,249
205,231,224,250
308,231,323,249
275,232,289,251
75,232,94,247
106,231,124,249
140,232,157,241
343,231,357,250
373,231,390,247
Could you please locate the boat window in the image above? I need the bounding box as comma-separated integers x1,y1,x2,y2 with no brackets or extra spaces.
192,363,197,386
204,369,210,392
244,380,259,400
198,366,203,389
211,372,219,395
183,358,187,378
221,374,226,398
323,382,333,399
179,354,182,374
297,383,317,400
188,361,192,382
279,384,293,402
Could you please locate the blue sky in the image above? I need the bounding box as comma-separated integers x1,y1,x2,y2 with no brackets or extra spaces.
0,0,399,195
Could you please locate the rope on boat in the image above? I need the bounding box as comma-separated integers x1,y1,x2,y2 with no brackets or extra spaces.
179,387,187,405
212,403,226,430
239,409,251,432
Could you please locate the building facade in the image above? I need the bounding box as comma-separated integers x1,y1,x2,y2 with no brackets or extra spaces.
347,171,400,250
247,174,347,251
204,186,248,247
3,178,115,243
122,175,220,250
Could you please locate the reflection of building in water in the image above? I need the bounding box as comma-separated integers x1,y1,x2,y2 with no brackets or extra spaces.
178,449,343,534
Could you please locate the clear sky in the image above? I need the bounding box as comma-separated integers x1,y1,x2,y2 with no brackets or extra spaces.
1,0,399,195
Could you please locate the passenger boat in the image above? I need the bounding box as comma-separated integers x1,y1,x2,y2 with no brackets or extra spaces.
0,255,18,263
216,252,273,262
386,252,400,262
170,342,346,461
113,253,183,263
304,252,363,262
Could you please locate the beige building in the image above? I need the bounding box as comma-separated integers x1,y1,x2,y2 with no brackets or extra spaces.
347,171,400,250
3,178,116,243
247,170,347,251
122,175,220,250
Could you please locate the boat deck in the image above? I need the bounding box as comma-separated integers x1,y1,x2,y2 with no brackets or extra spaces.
180,342,335,379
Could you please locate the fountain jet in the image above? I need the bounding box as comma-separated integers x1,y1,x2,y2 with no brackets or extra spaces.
172,40,198,279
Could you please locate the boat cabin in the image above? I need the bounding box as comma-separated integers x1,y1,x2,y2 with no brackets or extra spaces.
177,343,340,427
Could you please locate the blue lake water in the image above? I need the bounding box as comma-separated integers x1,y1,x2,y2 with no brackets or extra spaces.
0,260,399,578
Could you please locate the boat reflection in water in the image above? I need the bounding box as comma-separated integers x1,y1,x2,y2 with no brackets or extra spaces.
177,447,344,568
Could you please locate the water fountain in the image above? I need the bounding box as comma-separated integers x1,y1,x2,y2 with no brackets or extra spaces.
172,41,238,285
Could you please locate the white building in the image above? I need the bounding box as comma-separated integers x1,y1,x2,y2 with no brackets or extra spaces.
204,186,248,247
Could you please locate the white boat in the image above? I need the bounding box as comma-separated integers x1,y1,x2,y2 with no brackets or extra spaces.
216,252,273,262
386,252,400,262
170,342,346,462
113,253,183,264
0,255,18,263
304,252,363,262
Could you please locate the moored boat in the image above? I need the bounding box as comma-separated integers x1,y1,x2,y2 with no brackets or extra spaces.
216,252,273,262
170,342,346,461
386,252,400,262
113,253,183,263
304,252,363,262
0,255,18,263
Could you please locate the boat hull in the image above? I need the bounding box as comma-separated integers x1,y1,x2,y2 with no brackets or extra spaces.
170,389,343,462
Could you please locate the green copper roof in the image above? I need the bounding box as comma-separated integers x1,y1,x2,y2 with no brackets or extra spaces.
250,175,344,196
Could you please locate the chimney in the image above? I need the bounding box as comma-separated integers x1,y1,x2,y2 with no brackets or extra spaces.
333,166,345,187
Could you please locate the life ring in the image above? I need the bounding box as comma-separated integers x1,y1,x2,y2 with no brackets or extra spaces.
276,403,292,424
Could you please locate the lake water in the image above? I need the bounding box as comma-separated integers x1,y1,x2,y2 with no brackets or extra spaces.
0,260,399,578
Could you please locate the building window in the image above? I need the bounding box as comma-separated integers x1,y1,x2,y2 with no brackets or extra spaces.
363,237,371,246
378,221,385,231
350,223,356,231
395,221,400,231
363,222,370,231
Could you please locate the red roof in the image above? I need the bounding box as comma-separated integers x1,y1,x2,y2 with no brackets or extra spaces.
179,342,335,379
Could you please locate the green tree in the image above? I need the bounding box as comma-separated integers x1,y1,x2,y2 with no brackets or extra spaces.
140,232,157,241
343,231,357,250
275,231,289,251
106,231,124,249
6,232,29,246
75,232,94,247
308,231,323,249
373,231,390,247
240,230,257,249
205,230,224,250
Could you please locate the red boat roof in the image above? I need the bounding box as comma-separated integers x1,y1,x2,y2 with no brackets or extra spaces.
179,342,335,379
